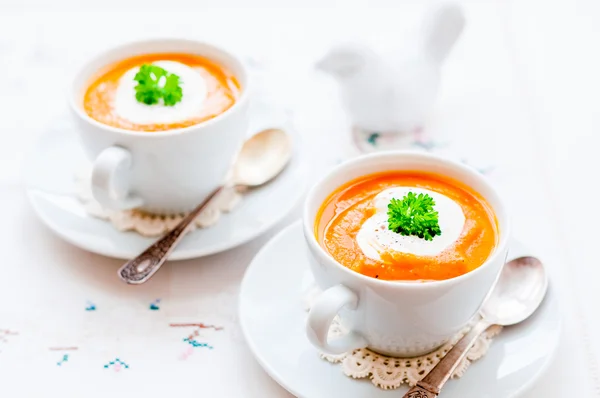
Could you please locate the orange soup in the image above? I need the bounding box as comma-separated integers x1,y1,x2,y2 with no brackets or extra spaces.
315,172,498,281
84,53,240,132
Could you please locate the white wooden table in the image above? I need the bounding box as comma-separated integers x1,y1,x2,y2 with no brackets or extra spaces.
0,1,597,396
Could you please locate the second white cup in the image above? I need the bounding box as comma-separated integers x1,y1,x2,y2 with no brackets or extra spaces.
304,152,510,357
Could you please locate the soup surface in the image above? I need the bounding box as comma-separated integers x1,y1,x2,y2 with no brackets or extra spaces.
315,171,498,281
84,53,240,132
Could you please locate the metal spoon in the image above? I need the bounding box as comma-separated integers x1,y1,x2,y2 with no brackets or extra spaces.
403,256,548,397
118,128,292,285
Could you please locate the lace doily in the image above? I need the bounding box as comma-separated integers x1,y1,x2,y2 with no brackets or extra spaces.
305,287,502,390
74,166,242,237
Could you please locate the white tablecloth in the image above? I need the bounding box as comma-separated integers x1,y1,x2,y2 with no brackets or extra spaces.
0,1,597,396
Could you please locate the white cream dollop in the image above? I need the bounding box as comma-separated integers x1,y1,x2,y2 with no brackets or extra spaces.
113,60,207,125
356,187,465,260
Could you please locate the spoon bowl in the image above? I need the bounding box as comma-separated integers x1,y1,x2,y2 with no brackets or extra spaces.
481,256,548,326
233,128,292,187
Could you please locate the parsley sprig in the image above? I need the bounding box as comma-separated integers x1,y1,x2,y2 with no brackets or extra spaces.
134,64,183,106
387,192,441,241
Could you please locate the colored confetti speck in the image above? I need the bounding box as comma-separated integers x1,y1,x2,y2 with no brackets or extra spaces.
0,329,18,340
367,132,380,146
49,346,78,351
183,338,213,349
104,358,129,372
0,329,18,347
180,346,195,361
85,301,96,311
172,323,220,359
149,299,161,311
57,354,69,366
169,323,224,331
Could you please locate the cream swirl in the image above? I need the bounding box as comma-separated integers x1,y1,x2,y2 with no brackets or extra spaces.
113,60,207,125
356,187,465,260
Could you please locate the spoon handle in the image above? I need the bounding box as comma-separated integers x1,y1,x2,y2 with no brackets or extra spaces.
402,319,492,397
117,186,225,284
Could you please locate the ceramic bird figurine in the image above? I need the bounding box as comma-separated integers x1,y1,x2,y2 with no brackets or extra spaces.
317,3,466,136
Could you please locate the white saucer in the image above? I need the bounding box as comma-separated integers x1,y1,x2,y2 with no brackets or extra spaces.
239,221,562,398
24,101,307,260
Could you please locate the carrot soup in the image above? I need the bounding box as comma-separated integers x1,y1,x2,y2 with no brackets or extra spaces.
315,171,498,281
84,53,240,132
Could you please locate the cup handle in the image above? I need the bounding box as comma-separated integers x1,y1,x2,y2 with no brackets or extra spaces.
91,146,143,210
306,284,368,354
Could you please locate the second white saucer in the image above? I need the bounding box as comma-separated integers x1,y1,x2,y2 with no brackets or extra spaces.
239,221,561,398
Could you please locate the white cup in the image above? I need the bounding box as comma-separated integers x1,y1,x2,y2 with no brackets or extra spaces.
304,152,510,357
70,39,250,214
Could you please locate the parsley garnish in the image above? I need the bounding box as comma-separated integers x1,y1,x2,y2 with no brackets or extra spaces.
387,192,441,241
133,64,183,106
